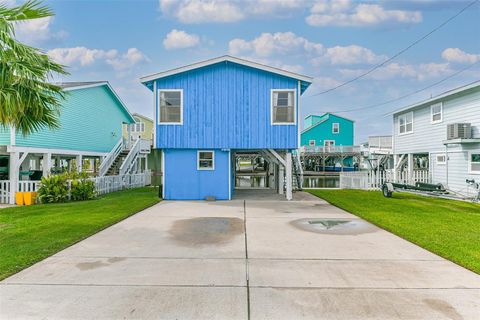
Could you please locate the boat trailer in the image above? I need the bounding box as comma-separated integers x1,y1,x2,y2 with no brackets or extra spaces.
382,179,480,202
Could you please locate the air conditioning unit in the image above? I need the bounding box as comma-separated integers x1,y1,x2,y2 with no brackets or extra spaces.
447,123,472,140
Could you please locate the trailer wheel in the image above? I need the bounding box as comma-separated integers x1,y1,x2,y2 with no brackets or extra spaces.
382,184,392,198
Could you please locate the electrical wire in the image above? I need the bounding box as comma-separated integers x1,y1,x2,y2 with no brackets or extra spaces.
306,0,479,97
328,60,479,114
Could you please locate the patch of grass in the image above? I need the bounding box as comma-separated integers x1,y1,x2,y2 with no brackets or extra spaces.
307,189,480,274
0,187,160,280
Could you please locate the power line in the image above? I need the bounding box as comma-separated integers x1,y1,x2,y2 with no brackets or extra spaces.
306,0,479,98
327,61,479,114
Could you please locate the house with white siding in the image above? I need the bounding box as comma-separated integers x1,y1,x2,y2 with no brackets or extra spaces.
392,81,480,196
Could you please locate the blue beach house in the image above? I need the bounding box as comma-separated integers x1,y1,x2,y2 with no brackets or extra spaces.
141,56,312,200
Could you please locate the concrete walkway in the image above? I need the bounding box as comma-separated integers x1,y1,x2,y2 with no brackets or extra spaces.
1,192,479,319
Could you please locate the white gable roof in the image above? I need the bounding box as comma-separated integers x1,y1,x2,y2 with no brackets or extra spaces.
140,55,313,84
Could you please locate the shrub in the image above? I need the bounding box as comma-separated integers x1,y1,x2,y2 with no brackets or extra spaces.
37,171,96,203
70,178,95,201
37,174,69,204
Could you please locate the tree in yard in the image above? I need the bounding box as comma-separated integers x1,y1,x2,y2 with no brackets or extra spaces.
0,0,68,136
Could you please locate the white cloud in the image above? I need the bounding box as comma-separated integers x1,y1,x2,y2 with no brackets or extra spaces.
229,32,323,58
47,47,148,70
15,16,67,44
306,0,422,27
339,62,452,81
158,0,307,23
159,0,244,23
313,45,386,65
229,32,384,66
107,48,149,70
163,29,200,50
441,48,480,64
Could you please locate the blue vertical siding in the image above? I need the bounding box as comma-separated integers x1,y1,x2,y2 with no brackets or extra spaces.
8,86,133,152
155,62,300,149
164,148,230,200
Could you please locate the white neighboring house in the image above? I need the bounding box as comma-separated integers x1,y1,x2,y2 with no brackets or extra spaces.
392,81,480,196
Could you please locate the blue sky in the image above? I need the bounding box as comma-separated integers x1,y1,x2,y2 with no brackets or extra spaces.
9,0,480,142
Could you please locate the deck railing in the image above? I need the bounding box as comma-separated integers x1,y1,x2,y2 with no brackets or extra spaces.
300,145,361,154
0,170,152,204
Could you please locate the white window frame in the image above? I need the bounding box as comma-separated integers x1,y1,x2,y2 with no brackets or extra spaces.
332,122,340,134
158,89,183,125
324,140,335,147
436,154,446,165
197,150,215,171
431,102,443,124
468,151,480,174
131,122,145,133
308,140,316,147
270,89,296,125
398,112,413,135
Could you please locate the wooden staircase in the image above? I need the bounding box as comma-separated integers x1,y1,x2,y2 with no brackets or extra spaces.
105,150,130,176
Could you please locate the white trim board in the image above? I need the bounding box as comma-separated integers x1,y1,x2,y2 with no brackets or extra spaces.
6,145,108,157
141,55,313,84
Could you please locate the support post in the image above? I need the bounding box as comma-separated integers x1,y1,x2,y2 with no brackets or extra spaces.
278,164,284,195
76,155,83,172
9,152,19,204
407,153,413,184
42,153,52,177
286,152,293,201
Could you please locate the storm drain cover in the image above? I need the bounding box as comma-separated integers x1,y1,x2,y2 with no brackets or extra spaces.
291,218,377,235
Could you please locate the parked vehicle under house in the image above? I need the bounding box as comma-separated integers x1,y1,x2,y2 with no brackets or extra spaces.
140,55,313,200
392,81,480,196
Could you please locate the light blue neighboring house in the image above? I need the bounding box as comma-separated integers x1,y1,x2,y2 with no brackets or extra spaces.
0,81,137,203
141,55,313,200
301,113,355,148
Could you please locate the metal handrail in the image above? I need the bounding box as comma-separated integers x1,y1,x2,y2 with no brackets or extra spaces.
99,138,124,176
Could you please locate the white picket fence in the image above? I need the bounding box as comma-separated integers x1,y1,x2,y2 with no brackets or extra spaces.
0,170,152,204
340,169,430,190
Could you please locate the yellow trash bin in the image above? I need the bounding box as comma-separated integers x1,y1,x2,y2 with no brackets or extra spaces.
15,192,25,206
24,192,37,206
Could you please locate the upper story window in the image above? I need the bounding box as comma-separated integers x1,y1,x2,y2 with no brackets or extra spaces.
271,90,295,125
398,112,413,135
332,123,340,134
431,103,443,124
197,151,214,170
470,152,480,174
159,90,183,124
131,122,145,133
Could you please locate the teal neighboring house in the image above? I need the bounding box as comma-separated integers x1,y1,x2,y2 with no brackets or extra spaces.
0,81,137,203
301,113,354,148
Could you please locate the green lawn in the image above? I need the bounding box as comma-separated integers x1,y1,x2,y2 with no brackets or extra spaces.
307,189,480,274
0,187,160,280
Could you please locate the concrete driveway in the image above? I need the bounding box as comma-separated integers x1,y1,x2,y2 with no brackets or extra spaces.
1,192,479,319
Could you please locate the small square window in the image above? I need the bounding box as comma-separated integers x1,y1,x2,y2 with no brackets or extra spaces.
198,151,214,170
436,154,446,165
309,140,316,147
332,123,340,134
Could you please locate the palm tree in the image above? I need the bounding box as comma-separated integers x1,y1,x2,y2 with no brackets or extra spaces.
0,0,68,136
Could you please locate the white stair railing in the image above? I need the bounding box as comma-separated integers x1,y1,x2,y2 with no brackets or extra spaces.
119,138,141,176
99,138,124,177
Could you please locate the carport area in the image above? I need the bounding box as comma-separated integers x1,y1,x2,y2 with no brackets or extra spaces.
1,193,479,319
